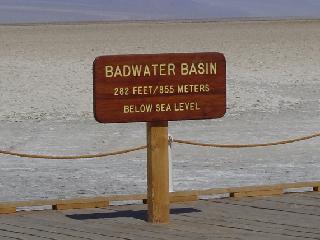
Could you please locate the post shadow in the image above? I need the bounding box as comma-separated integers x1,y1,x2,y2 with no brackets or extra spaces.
67,207,201,222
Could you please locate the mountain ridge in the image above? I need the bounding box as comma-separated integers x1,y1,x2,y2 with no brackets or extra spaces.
0,0,320,23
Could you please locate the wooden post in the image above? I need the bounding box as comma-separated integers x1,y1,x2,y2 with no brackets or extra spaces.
168,134,173,192
147,121,170,223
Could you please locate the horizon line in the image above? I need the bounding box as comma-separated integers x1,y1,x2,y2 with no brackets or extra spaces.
1,16,320,27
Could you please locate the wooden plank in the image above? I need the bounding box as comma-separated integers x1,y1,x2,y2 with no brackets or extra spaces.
171,204,320,240
0,229,45,240
0,217,119,240
169,221,278,240
89,218,202,240
182,198,320,238
170,194,198,203
108,194,146,202
194,181,320,196
0,200,59,208
1,181,319,211
0,235,22,240
216,198,320,216
0,207,16,214
170,207,307,240
260,193,320,207
230,189,283,198
0,197,108,208
54,197,108,205
52,199,108,210
299,193,320,202
15,211,188,240
172,215,316,240
207,198,320,230
0,193,319,240
8,212,137,240
0,222,83,240
143,194,198,204
111,198,318,239
151,181,320,197
147,121,170,223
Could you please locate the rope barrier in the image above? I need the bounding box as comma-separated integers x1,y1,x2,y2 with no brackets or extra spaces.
0,145,147,159
0,132,319,159
173,132,320,148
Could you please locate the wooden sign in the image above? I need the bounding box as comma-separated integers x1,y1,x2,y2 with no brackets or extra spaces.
93,52,226,123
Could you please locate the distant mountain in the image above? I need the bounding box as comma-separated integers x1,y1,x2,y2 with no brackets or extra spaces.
0,0,320,24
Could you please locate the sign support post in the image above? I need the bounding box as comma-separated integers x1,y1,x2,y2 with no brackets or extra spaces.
93,52,226,224
168,134,174,192
147,121,170,223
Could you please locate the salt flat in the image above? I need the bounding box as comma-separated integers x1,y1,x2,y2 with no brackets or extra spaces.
0,20,319,201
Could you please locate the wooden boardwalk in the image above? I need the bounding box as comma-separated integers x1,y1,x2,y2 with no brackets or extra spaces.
0,192,319,240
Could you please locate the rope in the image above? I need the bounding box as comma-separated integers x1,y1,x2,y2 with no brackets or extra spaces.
173,132,320,148
0,145,147,159
0,131,319,159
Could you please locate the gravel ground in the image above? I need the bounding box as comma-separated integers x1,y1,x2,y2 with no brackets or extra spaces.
0,20,319,201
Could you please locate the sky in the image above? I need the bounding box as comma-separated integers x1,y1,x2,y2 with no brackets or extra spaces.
0,0,320,24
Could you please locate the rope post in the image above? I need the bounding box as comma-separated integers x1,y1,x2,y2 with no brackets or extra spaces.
147,121,170,224
168,134,173,192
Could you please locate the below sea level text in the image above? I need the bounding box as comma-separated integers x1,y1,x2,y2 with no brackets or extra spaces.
123,102,200,113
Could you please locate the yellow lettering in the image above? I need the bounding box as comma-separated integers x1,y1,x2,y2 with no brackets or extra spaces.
143,86,151,94
193,84,199,92
144,65,151,76
185,102,190,110
181,63,189,75
156,103,171,112
106,62,214,78
189,64,198,75
105,65,113,77
114,66,123,77
180,62,217,76
210,62,217,75
151,64,159,75
132,65,142,77
197,62,205,74
168,63,175,75
177,84,209,93
174,102,200,111
123,105,129,113
122,65,131,77
144,104,153,112
123,104,153,113
177,85,184,93
159,64,166,76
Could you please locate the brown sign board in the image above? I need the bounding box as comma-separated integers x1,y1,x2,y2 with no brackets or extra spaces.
93,52,226,123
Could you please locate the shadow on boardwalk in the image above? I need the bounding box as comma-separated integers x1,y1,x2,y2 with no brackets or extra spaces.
67,207,201,221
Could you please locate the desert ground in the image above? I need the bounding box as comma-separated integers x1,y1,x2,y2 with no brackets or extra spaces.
0,20,319,202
